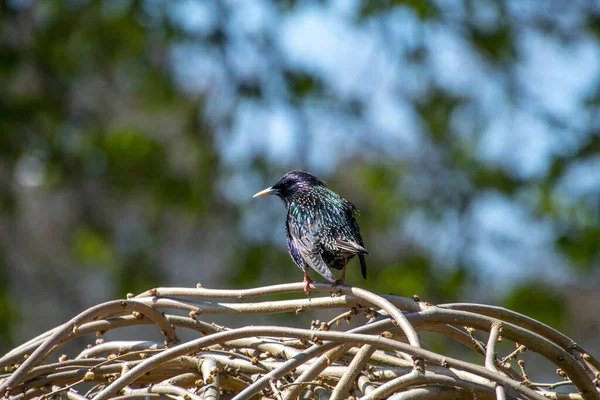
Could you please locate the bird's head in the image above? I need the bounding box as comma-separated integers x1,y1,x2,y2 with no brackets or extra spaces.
253,170,326,201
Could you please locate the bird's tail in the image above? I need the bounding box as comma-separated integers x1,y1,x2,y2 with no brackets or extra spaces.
359,254,367,279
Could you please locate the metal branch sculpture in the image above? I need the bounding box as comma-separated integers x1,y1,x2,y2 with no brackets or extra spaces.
1,282,598,400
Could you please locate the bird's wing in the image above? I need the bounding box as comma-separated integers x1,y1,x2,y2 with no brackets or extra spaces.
288,209,336,283
294,235,336,282
340,198,368,279
333,239,369,255
331,238,368,280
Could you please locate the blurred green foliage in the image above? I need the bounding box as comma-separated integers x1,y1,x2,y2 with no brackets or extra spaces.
503,282,568,331
73,225,115,266
0,251,19,345
0,0,599,351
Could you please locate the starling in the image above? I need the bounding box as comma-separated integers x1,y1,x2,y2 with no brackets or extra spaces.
253,170,368,295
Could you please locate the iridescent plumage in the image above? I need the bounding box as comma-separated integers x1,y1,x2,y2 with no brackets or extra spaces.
253,170,368,294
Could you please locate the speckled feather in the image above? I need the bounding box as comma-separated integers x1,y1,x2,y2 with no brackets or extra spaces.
286,185,368,281
257,170,368,283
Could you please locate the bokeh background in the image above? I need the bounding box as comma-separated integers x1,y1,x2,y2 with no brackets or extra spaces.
1,0,599,365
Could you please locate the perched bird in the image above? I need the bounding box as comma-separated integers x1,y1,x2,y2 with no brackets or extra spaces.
253,170,368,295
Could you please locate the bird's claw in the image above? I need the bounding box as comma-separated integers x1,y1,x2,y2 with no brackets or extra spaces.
303,276,314,296
331,278,345,287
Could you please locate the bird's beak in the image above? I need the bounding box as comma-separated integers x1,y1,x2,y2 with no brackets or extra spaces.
253,187,278,198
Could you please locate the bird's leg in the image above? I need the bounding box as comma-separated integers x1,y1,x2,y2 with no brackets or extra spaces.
333,257,348,287
303,267,314,296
